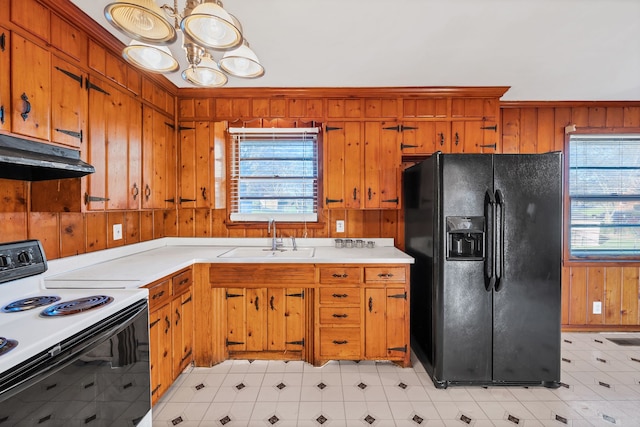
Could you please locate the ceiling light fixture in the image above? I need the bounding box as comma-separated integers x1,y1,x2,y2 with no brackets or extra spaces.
104,0,264,87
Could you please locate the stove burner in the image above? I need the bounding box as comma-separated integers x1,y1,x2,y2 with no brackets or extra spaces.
0,336,18,356
1,296,61,313
40,295,114,317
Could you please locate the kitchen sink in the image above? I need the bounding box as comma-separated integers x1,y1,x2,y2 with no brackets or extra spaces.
218,247,315,259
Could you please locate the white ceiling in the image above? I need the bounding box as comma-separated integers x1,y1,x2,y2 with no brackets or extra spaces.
71,0,640,101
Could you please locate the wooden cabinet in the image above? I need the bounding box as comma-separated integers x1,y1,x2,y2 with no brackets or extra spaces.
364,287,408,360
363,121,401,208
145,268,193,405
178,121,215,208
51,56,87,149
142,105,177,209
324,122,362,209
0,26,10,133
85,77,142,210
10,33,50,141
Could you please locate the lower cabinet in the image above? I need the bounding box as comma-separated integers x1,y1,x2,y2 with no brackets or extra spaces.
146,267,194,405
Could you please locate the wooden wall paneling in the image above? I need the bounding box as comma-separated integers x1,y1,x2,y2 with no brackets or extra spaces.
588,107,606,127
59,212,84,257
381,210,399,240
88,40,106,75
327,99,363,118
501,108,520,153
288,99,305,117
127,67,140,96
107,211,125,248
536,108,555,153
568,267,587,325
10,0,50,42
214,98,232,119
50,13,85,63
124,211,140,244
519,108,538,153
604,267,622,325
212,209,229,237
139,211,153,242
251,98,269,117
346,210,365,237
153,210,165,239
231,98,250,118
553,107,572,152
85,212,107,252
193,263,215,365
30,179,82,212
365,99,397,118
561,266,570,325
213,121,226,209
571,107,589,128
586,266,604,325
403,98,448,118
105,51,127,88
177,208,194,237
621,267,639,325
179,98,196,118
623,107,640,127
0,179,27,212
106,86,129,210
605,107,624,128
194,208,211,237
28,212,59,259
362,210,381,238
164,209,178,236
0,213,27,243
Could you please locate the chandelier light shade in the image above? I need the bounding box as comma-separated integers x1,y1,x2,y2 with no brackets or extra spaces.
180,1,242,50
182,54,228,87
122,40,180,73
104,0,264,85
219,40,265,78
104,0,177,45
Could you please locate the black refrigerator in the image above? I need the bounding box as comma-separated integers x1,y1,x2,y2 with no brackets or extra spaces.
404,152,562,388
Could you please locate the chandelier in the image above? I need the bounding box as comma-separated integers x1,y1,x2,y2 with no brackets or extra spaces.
104,0,265,87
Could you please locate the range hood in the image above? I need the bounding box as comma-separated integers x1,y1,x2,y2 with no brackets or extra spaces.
0,134,95,181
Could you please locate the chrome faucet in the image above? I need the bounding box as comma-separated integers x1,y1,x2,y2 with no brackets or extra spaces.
268,218,282,250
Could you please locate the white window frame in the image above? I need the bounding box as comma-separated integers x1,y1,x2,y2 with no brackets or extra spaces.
228,127,320,222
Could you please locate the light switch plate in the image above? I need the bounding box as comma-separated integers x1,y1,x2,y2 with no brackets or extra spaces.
336,220,345,233
113,224,123,241
593,301,602,314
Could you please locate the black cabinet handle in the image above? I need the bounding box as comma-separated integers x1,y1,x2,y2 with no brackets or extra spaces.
144,184,151,201
368,188,372,200
333,340,348,345
152,290,164,300
132,183,139,200
270,295,275,311
20,93,31,121
0,106,4,124
439,132,444,146
332,313,348,318
353,188,357,200
368,296,373,312
332,273,348,278
164,316,170,333
332,293,348,298
455,132,459,146
175,308,180,325
255,296,259,311
201,187,207,200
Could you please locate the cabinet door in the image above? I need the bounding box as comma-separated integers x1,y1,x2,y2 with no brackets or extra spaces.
85,76,110,210
51,57,86,148
451,121,499,153
127,97,142,210
324,122,362,209
11,33,50,141
400,121,450,156
172,290,194,379
149,303,172,405
179,121,213,208
266,288,305,351
0,27,10,132
364,121,400,208
142,106,177,209
225,287,268,352
364,288,408,360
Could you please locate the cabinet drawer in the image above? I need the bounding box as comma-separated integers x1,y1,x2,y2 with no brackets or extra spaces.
319,307,360,325
364,267,406,283
319,267,361,284
211,264,315,284
318,287,360,305
172,269,193,296
146,279,170,310
319,328,361,358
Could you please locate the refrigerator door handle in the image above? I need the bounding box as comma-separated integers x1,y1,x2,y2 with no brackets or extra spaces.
484,190,496,291
494,189,505,291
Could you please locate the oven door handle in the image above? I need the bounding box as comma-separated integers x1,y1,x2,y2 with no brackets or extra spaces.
0,301,147,401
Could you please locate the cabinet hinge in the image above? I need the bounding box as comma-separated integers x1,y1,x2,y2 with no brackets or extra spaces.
480,125,497,131
0,106,4,124
85,77,110,95
55,66,83,87
165,122,175,129
400,143,419,150
179,125,195,131
0,32,5,51
285,338,305,346
388,292,407,299
164,198,175,203
55,128,83,142
226,339,244,346
325,125,343,132
179,197,196,203
382,198,399,204
226,292,243,299
384,124,417,132
149,319,160,328
151,384,161,396
84,193,110,204
180,349,193,363
181,295,192,305
479,143,497,149
388,345,407,352
285,291,305,299
325,197,343,204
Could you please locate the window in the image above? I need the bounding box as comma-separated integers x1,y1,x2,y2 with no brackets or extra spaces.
228,127,320,222
568,133,640,258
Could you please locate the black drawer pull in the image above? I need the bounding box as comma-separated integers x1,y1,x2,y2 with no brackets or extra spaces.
332,293,348,298
332,273,348,278
377,273,394,278
332,313,348,318
152,290,165,299
332,340,348,345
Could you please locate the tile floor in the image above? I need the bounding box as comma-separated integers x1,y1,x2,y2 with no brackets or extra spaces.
152,332,640,426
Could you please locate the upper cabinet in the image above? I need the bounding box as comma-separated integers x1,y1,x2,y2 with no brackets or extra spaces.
51,56,87,149
0,26,11,133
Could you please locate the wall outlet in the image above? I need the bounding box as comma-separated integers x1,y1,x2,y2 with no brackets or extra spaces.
336,220,345,233
113,224,123,241
593,301,602,315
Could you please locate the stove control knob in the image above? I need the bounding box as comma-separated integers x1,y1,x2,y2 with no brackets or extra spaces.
0,254,11,268
17,251,34,265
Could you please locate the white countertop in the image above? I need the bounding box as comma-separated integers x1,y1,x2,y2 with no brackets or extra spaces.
43,238,414,289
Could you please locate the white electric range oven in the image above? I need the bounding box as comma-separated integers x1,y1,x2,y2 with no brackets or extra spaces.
0,240,151,426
